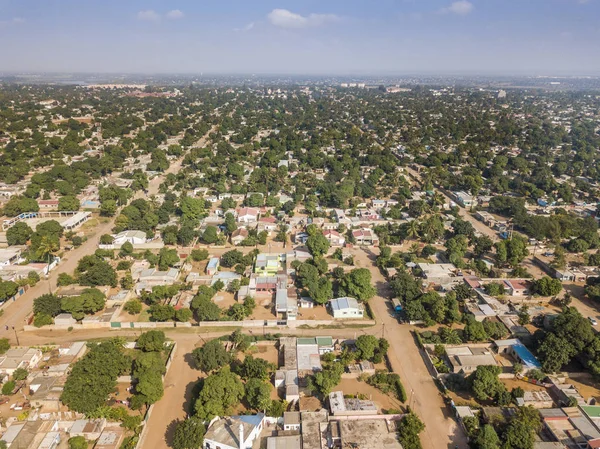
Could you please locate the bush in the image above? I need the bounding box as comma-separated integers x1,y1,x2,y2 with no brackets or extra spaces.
190,249,209,262
2,380,15,395
68,436,88,449
124,299,142,315
12,368,28,381
367,371,407,402
34,313,53,327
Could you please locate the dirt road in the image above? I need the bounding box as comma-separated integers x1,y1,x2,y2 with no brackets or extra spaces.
354,248,467,449
0,126,216,343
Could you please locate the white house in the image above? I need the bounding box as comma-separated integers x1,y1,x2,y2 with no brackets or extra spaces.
351,228,379,246
0,348,43,376
113,230,147,246
323,230,345,247
204,414,266,449
237,207,259,223
329,297,365,319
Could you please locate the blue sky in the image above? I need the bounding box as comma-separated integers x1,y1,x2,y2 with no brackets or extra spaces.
1,0,599,75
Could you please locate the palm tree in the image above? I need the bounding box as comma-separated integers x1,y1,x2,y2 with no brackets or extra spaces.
407,220,420,240
431,192,445,211
36,236,59,274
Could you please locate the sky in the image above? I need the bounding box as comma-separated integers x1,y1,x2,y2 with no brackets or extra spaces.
0,0,599,75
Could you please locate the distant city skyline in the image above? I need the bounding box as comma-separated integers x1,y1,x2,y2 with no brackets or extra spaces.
1,0,599,75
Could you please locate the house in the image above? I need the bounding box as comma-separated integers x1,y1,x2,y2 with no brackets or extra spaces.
258,216,278,233
0,248,23,267
113,230,147,246
211,271,242,288
276,288,298,320
231,228,248,245
351,228,379,246
283,412,301,431
503,279,531,296
494,339,541,372
255,253,281,275
206,258,220,275
329,390,378,416
95,428,125,449
204,414,266,449
445,345,498,374
54,313,77,326
0,347,43,375
329,297,365,319
68,419,106,440
453,191,476,208
29,376,64,411
323,230,345,247
418,262,458,286
237,207,259,223
134,268,179,293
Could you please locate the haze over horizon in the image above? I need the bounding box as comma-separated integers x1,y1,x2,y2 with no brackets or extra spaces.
1,0,599,76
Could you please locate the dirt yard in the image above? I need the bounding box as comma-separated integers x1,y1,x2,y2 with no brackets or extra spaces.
337,378,405,412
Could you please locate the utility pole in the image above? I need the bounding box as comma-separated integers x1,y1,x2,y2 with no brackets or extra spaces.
12,326,19,346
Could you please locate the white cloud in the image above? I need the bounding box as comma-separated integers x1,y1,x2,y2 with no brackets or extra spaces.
137,10,160,22
440,1,474,15
267,9,340,29
235,22,255,32
166,10,184,20
12,17,25,24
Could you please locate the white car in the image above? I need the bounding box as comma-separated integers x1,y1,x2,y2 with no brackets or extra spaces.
588,317,598,326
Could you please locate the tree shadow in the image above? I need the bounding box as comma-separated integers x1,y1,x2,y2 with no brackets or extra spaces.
164,419,180,448
183,352,197,370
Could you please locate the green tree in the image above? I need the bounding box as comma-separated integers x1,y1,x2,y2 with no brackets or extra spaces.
135,371,164,405
531,277,562,296
245,378,272,411
397,412,425,449
68,436,88,449
474,424,501,449
136,330,166,352
0,281,18,302
192,339,232,373
194,366,244,420
537,333,574,373
6,222,33,245
61,339,132,414
191,249,209,261
1,380,15,395
338,268,376,302
202,226,219,244
58,195,80,211
224,212,237,235
0,338,10,354
307,277,333,305
502,406,541,449
33,293,62,317
470,365,504,401
124,299,142,315
235,355,273,381
306,233,330,257
355,335,379,361
172,417,206,449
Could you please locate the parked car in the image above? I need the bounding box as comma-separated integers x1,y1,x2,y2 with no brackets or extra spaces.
588,317,598,326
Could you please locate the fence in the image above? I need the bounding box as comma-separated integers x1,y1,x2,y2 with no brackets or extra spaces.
23,318,375,332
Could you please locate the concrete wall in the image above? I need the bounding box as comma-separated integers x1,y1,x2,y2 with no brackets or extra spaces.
24,318,375,332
